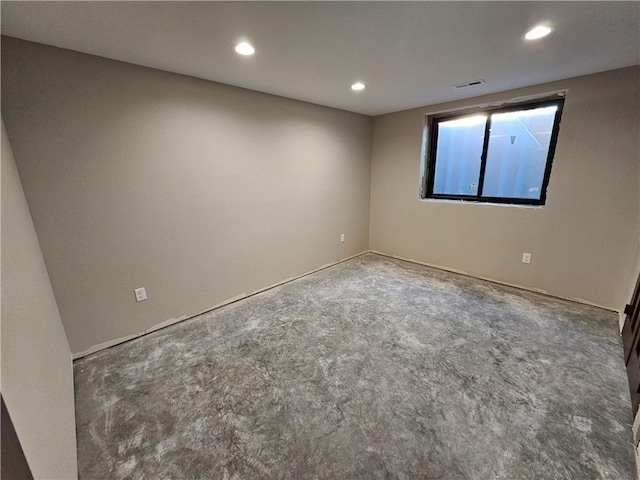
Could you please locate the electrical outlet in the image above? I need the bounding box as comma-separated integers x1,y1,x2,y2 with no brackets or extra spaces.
134,287,147,302
522,253,532,264
340,234,345,242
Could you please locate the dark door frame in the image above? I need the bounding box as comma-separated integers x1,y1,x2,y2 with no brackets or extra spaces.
622,271,640,415
1,396,34,480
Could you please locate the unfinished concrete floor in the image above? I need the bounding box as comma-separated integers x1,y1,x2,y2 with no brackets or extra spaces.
74,254,636,479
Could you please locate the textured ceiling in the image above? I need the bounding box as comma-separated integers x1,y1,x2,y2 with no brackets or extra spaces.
2,1,639,115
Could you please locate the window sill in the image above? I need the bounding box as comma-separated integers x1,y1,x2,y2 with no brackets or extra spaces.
418,197,545,209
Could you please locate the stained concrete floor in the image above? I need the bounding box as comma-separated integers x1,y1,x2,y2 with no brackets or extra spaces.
74,254,637,479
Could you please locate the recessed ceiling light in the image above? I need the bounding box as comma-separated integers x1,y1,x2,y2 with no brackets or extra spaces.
351,82,366,91
234,42,255,56
525,25,555,40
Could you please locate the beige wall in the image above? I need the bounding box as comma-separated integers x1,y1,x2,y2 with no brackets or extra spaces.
1,37,371,354
370,66,640,312
2,35,637,360
1,119,78,479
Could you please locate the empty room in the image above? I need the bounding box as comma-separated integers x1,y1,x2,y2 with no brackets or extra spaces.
2,1,640,479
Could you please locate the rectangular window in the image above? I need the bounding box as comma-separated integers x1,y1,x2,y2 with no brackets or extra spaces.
422,96,564,205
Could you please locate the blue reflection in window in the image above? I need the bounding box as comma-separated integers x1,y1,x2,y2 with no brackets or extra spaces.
482,106,557,200
433,115,486,196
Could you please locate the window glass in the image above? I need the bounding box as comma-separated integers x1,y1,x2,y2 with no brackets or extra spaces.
482,106,557,200
432,115,486,195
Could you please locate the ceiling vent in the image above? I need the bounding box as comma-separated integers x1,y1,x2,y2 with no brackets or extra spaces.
451,79,486,90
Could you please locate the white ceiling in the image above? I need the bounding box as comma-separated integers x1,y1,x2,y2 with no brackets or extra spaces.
1,1,639,116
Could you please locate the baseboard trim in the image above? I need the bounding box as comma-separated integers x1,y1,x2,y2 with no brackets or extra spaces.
368,250,617,314
74,248,618,359
72,250,369,360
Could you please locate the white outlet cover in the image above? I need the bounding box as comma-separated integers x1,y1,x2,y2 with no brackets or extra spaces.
134,287,147,302
522,253,532,264
340,234,345,242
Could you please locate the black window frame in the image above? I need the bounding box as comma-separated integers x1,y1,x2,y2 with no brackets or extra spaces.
422,95,565,206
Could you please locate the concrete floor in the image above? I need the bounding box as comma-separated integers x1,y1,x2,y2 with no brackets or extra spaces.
74,254,637,479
